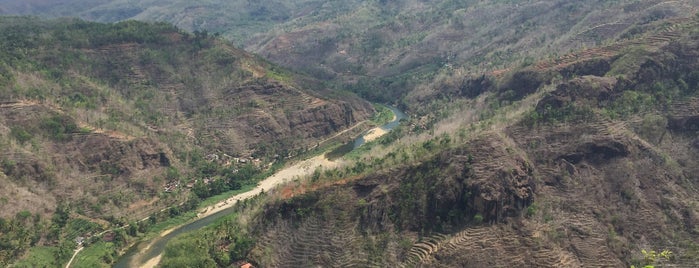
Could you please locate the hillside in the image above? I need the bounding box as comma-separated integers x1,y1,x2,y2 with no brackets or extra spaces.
3,1,699,102
157,14,699,268
0,16,373,266
3,1,699,268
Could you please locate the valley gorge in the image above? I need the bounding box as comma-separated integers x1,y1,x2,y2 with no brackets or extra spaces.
1,1,699,267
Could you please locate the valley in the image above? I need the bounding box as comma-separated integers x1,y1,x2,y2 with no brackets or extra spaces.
1,1,699,268
113,105,403,268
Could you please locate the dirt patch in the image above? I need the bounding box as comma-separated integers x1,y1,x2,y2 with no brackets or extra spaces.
141,254,161,268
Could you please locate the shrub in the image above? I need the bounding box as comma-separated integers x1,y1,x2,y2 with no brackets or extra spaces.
10,127,32,144
526,203,538,217
40,115,79,141
473,213,484,223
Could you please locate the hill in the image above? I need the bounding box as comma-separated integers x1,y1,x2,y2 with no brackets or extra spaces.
0,16,372,266
3,1,699,267
157,14,699,268
2,1,698,102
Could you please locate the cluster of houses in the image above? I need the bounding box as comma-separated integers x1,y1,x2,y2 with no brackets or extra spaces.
162,153,267,193
74,230,115,246
204,153,263,166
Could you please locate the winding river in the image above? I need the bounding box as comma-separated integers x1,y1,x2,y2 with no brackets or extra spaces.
113,106,406,268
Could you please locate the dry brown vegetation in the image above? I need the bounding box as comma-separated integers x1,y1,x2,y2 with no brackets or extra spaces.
223,16,699,267
0,18,377,267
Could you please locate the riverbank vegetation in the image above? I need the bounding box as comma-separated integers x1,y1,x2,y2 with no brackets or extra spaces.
158,15,699,266
0,16,374,267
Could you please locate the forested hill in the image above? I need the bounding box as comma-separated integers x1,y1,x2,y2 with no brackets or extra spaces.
0,16,372,266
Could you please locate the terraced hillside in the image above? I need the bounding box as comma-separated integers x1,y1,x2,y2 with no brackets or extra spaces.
204,16,699,268
0,17,376,266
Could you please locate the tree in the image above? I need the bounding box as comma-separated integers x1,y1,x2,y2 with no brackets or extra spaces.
52,202,70,228
127,222,137,236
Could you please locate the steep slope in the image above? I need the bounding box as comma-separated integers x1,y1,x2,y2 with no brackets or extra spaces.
0,17,373,265
3,1,697,102
174,16,699,268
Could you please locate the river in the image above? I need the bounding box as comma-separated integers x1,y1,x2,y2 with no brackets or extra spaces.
354,106,407,148
113,106,406,268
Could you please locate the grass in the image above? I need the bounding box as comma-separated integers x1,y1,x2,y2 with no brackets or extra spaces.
72,242,116,268
371,104,394,125
11,246,57,268
142,211,198,238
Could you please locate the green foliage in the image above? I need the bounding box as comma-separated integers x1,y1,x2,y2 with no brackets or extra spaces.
370,104,394,125
473,213,484,223
99,162,122,176
311,167,322,182
631,249,673,268
9,127,32,145
637,114,667,142
524,104,595,127
1,158,17,176
0,212,46,266
65,218,101,240
55,238,77,264
604,91,656,119
72,241,117,267
39,115,80,141
526,203,538,218
160,214,254,267
0,64,14,87
52,203,71,228
11,246,58,268
190,163,260,200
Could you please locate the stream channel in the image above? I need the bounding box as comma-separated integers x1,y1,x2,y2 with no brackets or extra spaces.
113,106,406,267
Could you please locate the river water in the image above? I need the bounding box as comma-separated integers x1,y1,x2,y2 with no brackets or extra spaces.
353,106,407,148
113,106,405,267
